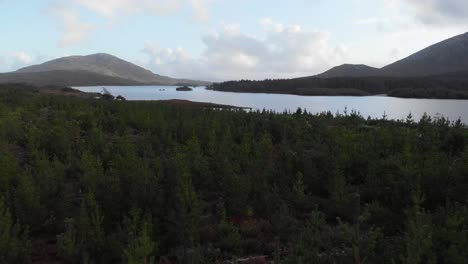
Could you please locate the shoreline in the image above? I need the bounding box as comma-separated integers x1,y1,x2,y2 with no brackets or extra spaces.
207,87,468,100
132,99,252,110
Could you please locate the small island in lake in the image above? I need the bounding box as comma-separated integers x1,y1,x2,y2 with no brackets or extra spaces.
176,86,193,91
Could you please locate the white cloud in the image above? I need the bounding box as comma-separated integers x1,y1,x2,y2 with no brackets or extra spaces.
356,17,404,32
72,0,180,18
0,56,6,73
260,17,285,32
142,44,193,66
389,48,400,61
47,0,212,46
9,52,36,71
0,52,51,72
385,0,468,26
141,43,201,78
49,4,94,47
189,0,210,22
13,52,34,64
72,0,210,21
140,19,348,81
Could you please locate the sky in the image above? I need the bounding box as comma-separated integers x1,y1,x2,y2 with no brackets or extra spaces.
0,0,467,81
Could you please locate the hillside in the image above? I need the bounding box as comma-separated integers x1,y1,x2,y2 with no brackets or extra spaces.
0,70,144,87
5,53,209,87
317,64,382,78
430,70,468,80
382,32,468,77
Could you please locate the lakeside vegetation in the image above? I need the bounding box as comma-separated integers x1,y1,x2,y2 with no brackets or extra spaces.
209,76,468,99
0,86,467,263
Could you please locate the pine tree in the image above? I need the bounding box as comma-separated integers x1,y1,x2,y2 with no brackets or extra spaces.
403,192,436,264
0,197,30,264
124,210,158,264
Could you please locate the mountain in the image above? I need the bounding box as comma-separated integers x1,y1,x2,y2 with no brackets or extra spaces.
382,32,468,77
4,53,209,87
317,64,381,78
0,70,143,87
429,70,468,80
210,32,468,99
318,32,468,78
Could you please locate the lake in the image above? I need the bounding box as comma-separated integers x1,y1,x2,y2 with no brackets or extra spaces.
75,86,468,123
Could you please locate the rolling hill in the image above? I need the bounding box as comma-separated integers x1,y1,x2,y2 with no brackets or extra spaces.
2,53,209,87
318,32,468,78
0,70,144,87
317,64,381,78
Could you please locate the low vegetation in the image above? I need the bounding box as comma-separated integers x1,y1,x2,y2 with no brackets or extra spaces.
0,86,467,263
176,86,193,92
209,76,468,99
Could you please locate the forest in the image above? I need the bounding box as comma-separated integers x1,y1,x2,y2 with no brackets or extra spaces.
208,76,468,99
0,85,467,263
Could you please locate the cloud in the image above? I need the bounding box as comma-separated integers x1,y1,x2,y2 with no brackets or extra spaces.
49,4,94,47
350,0,467,67
0,56,6,72
72,0,180,18
72,0,210,21
141,43,201,78
47,0,212,46
260,17,285,33
189,0,210,22
0,52,51,72
386,0,468,26
356,17,405,32
141,19,348,81
388,48,400,61
13,52,34,64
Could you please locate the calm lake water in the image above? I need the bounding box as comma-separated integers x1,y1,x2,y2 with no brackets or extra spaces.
75,86,468,123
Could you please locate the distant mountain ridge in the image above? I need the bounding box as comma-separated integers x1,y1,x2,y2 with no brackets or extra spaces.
318,32,468,78
2,53,209,87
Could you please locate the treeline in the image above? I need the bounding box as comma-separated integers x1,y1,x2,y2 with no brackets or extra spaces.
0,87,467,263
209,76,468,99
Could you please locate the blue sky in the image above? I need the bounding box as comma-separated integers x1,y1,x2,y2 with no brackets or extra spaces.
0,0,467,80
